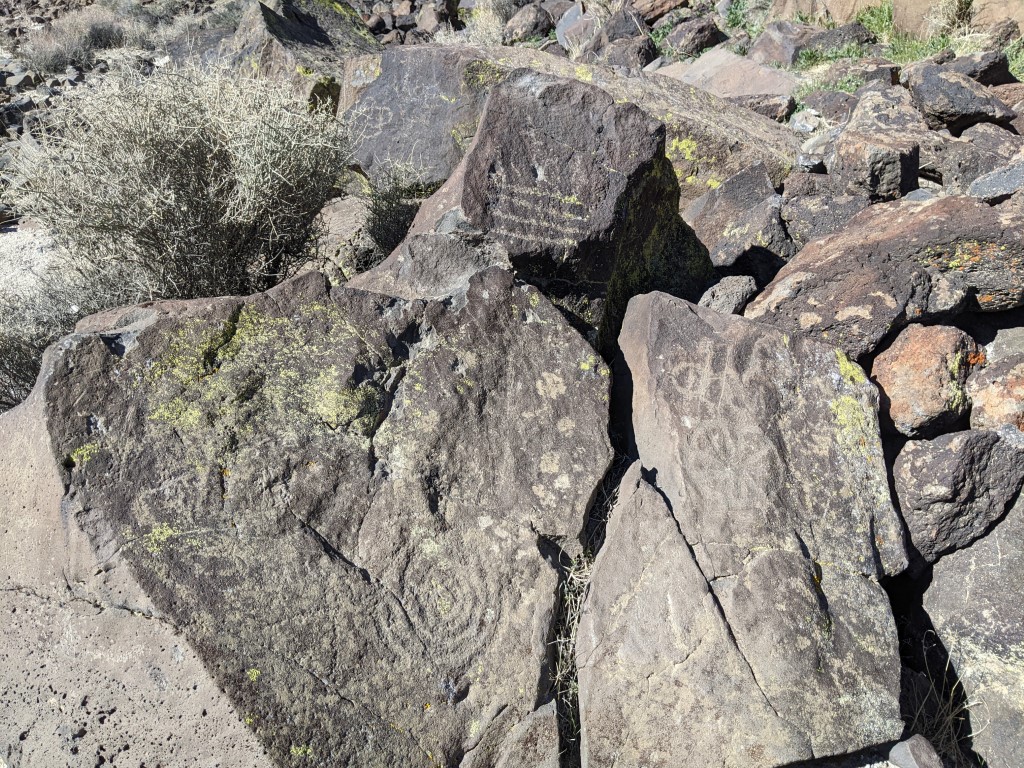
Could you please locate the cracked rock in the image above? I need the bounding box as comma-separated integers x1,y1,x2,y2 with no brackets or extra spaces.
577,293,905,767
28,267,612,766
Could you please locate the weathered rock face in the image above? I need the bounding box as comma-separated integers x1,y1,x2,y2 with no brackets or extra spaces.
343,45,799,205
781,172,871,248
657,47,801,101
0,387,274,767
833,89,923,201
346,47,500,187
35,268,612,766
904,64,1017,134
925,495,1024,768
746,196,1024,360
229,0,380,109
871,324,980,438
968,353,1024,430
580,293,905,766
405,69,713,353
894,428,1024,563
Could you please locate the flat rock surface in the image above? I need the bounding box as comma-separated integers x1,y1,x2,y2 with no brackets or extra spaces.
925,496,1024,768
31,267,612,765
578,293,905,767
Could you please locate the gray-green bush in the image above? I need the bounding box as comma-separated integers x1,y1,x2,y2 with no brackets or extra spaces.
1,62,349,410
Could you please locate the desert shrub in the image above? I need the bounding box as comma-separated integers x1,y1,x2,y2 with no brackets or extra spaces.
2,62,348,409
458,0,519,46
22,5,153,72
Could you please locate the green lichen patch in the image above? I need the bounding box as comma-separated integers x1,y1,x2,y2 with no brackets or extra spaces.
67,441,101,468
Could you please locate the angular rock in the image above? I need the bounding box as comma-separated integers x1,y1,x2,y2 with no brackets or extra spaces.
662,16,727,58
967,354,1024,430
658,47,800,101
598,35,658,68
631,0,688,22
803,89,859,123
0,386,273,767
894,427,1024,563
726,92,797,122
32,267,612,765
404,69,713,352
228,0,380,109
348,231,511,299
904,63,1017,133
943,50,1016,86
871,324,981,438
968,160,1024,202
888,735,944,768
697,274,759,314
504,3,554,44
584,294,905,766
346,47,501,187
925,495,1024,768
342,45,799,205
749,19,817,66
832,89,923,200
746,196,1024,360
781,172,871,247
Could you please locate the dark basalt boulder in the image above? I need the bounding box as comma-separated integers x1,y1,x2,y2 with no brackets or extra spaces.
577,294,906,767
747,196,1024,360
28,267,612,766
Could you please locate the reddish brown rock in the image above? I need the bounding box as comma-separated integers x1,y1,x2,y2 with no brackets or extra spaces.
871,324,982,438
967,355,1024,430
746,196,1024,360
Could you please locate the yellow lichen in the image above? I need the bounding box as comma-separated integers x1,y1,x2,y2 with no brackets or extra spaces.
143,523,182,554
835,350,867,386
247,667,261,683
69,442,100,467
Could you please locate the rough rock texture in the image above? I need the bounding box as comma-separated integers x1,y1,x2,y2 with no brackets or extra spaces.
749,20,817,66
343,45,799,205
229,0,380,108
32,267,612,766
0,387,273,767
405,69,713,353
888,735,944,768
925,495,1024,768
686,163,795,284
781,173,870,247
870,324,981,438
580,293,905,767
662,16,727,57
658,47,800,101
967,354,1024,430
894,428,1024,563
462,701,559,768
833,90,923,200
904,63,1017,133
968,160,1024,202
698,275,760,314
943,51,1016,86
503,3,554,45
346,47,499,187
349,232,511,300
746,196,1024,360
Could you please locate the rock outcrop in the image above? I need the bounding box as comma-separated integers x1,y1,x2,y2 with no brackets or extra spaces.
746,196,1024,360
399,69,713,353
19,267,612,765
577,293,905,767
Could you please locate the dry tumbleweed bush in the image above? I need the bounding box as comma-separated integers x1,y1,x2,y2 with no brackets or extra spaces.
1,62,349,409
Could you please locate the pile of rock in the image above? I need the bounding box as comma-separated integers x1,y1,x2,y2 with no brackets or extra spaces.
3,0,1024,767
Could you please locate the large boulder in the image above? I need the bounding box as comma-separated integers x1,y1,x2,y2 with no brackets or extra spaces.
657,47,800,102
925,495,1024,768
25,267,612,765
229,0,380,110
893,427,1024,563
904,63,1016,134
0,388,273,766
342,45,799,204
746,196,1024,360
399,69,713,353
578,293,906,767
